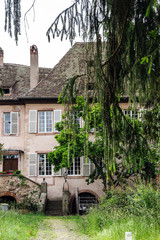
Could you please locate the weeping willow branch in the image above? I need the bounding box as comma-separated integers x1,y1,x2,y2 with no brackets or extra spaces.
101,5,130,68
46,0,80,42
5,0,21,44
59,74,85,104
24,0,36,43
117,104,152,154
48,0,160,178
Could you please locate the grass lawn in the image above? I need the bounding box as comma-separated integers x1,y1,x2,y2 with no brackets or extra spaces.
0,210,44,240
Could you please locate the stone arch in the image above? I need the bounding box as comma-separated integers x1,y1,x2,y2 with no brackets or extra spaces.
0,192,18,203
69,189,99,214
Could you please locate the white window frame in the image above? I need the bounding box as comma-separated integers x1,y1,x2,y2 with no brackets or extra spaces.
69,111,81,128
4,112,19,135
54,110,62,132
38,154,52,176
38,111,53,133
68,157,81,176
123,109,139,120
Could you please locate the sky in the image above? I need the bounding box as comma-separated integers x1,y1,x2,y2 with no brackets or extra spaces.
0,0,81,68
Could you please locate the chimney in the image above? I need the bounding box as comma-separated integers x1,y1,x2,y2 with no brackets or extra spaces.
0,48,4,67
30,45,39,89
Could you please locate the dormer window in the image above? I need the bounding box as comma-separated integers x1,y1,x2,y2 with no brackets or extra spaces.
2,88,10,95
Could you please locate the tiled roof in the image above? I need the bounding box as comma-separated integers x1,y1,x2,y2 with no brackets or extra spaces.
0,42,87,101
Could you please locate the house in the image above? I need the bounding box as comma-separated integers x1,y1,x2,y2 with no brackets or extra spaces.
0,43,109,214
0,42,144,213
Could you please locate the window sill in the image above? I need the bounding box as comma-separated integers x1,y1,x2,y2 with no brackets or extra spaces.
35,132,54,136
3,134,19,137
38,175,53,177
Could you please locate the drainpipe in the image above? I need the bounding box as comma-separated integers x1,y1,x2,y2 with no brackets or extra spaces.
0,48,3,67
75,187,79,214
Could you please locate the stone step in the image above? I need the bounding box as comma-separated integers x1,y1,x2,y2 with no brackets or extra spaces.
45,200,62,216
45,210,63,216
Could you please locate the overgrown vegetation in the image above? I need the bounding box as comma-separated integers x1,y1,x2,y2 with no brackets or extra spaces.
46,0,160,180
77,183,160,240
48,96,158,188
0,210,44,240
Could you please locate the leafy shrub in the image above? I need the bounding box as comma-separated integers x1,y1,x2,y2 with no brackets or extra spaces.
78,183,160,239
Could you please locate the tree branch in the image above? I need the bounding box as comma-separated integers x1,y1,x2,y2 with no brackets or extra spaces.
24,0,36,42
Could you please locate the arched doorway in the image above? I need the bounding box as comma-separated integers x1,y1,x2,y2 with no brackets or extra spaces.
71,192,98,215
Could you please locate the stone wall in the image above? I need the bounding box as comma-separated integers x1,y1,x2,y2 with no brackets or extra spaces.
0,175,41,204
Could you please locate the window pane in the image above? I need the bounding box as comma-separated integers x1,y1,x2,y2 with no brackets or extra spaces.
38,154,52,176
38,111,52,133
68,157,81,175
69,111,81,128
46,159,52,175
124,110,139,120
75,157,81,175
131,110,138,119
38,112,45,132
38,154,45,175
74,112,80,128
46,111,52,132
68,164,74,175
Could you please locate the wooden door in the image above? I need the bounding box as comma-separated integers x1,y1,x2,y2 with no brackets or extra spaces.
3,158,18,172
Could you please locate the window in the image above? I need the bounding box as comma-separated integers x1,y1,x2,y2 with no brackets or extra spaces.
69,111,81,128
83,157,95,176
54,110,62,132
2,88,10,94
38,154,52,176
68,157,81,175
4,112,18,135
123,110,139,120
38,111,52,133
74,112,81,128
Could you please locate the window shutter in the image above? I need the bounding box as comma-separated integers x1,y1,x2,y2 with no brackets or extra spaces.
4,113,11,135
54,110,61,132
29,110,37,133
83,157,90,176
29,153,37,176
82,118,85,128
11,112,18,135
61,167,67,176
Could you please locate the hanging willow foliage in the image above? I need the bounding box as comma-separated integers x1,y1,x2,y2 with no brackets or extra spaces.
4,0,21,44
48,0,160,177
